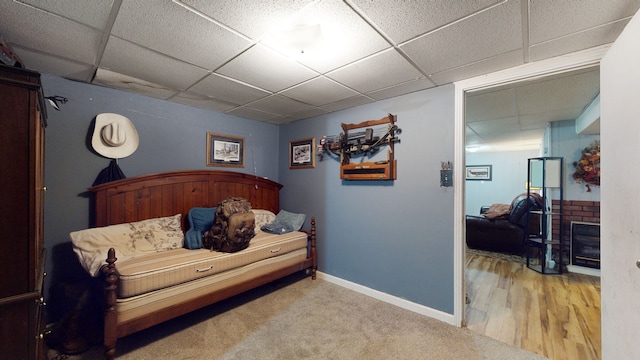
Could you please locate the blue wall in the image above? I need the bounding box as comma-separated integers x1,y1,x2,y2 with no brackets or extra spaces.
549,119,600,201
465,149,539,214
42,73,456,320
42,74,279,321
278,85,456,313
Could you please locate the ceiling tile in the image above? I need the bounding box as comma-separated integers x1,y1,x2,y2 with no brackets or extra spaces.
226,106,284,123
529,0,640,44
92,68,178,100
464,67,602,149
216,44,317,92
350,0,498,44
429,50,523,86
366,78,435,101
101,36,209,90
262,115,291,124
285,107,329,122
327,49,424,93
400,0,522,75
1,1,104,65
111,0,251,70
171,91,239,113
466,88,518,122
529,20,629,62
320,95,375,112
11,45,96,82
17,0,115,30
518,109,585,130
188,73,271,105
279,76,359,106
179,0,314,40
515,70,600,114
247,94,312,115
517,129,546,142
483,138,542,152
467,116,521,135
481,131,524,145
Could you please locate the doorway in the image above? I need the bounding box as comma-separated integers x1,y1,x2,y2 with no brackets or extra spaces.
452,46,607,357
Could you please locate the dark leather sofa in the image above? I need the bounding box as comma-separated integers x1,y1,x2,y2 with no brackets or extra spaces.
466,195,541,255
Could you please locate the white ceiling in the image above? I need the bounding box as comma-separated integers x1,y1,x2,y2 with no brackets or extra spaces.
466,66,600,152
1,0,638,147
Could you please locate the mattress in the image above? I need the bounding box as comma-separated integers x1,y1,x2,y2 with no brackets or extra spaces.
115,248,308,323
116,231,308,298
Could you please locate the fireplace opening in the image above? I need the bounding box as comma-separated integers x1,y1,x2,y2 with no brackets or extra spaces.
571,221,600,269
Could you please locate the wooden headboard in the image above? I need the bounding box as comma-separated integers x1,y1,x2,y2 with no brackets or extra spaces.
89,170,283,227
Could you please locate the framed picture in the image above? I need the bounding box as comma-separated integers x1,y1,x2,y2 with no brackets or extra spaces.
289,137,315,169
206,132,244,167
466,165,492,181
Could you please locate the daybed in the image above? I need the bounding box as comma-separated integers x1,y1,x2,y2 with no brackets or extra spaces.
70,170,317,360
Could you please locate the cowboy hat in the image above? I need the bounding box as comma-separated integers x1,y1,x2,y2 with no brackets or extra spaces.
91,113,139,159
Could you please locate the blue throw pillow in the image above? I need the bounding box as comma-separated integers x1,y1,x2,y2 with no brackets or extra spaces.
184,207,216,249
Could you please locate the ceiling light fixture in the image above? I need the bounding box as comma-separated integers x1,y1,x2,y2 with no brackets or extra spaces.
45,95,68,111
465,145,491,153
269,23,324,56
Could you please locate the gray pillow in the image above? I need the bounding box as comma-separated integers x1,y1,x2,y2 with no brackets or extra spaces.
261,222,294,234
275,210,306,231
261,210,306,234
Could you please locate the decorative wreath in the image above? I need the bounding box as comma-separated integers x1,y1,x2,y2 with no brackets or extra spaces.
572,140,600,191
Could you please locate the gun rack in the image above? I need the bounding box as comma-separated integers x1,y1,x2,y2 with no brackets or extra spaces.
339,114,399,180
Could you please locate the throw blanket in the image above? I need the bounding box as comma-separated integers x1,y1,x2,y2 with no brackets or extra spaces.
483,204,511,219
482,192,545,220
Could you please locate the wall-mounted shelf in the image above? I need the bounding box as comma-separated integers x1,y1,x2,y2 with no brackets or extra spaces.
341,160,397,180
340,114,400,180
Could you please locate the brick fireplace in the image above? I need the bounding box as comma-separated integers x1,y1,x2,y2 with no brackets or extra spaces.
552,200,600,270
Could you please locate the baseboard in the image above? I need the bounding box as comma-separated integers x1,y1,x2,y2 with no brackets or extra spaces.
567,264,601,277
316,271,456,326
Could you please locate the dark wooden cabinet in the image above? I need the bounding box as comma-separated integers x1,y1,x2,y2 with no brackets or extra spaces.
0,64,47,359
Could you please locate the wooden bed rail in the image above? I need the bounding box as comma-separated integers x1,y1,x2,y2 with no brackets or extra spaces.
103,249,118,360
310,217,317,279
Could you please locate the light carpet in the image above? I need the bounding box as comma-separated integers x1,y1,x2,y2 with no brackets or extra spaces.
48,272,547,360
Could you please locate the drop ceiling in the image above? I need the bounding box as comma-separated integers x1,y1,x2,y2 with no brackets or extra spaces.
466,66,601,152
1,0,638,148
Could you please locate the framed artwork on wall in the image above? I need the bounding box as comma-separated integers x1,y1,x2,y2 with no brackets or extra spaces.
206,132,244,167
465,164,492,181
289,137,315,169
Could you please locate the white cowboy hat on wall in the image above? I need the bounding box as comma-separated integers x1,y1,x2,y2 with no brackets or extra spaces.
91,113,139,159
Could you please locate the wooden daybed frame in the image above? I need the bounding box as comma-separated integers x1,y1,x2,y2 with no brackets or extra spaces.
88,170,317,359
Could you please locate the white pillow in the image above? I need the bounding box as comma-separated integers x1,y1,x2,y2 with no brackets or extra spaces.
133,214,184,251
70,214,182,276
251,209,277,233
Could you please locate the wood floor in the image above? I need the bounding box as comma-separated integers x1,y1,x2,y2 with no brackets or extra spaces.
465,251,601,360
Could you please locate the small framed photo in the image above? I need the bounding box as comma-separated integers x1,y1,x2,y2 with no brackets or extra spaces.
466,165,492,181
206,132,244,167
289,137,315,169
